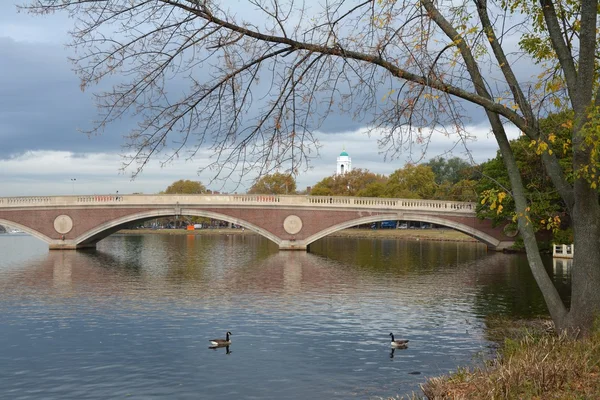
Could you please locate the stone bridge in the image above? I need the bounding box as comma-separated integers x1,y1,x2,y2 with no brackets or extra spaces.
0,194,516,251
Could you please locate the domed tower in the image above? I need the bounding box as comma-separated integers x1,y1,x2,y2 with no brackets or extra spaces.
336,149,352,175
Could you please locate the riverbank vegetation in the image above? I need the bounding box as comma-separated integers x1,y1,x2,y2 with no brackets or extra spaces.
394,317,600,399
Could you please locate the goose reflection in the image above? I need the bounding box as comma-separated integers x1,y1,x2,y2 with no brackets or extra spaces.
208,344,232,355
389,345,409,359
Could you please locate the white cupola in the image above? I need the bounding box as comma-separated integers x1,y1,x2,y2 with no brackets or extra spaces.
336,149,352,175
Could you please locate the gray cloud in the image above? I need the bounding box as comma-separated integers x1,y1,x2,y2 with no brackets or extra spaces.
0,36,133,158
0,1,523,198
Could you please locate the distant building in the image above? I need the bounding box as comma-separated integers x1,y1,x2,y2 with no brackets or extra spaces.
336,149,352,175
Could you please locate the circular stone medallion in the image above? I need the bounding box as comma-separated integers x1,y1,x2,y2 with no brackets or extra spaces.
54,215,74,234
283,215,303,235
503,223,519,238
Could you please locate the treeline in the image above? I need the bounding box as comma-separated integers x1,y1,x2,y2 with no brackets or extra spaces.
307,159,478,202
159,112,576,242
242,158,478,202
242,113,575,242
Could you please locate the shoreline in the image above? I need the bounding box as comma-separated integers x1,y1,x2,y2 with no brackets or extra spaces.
117,227,479,243
415,316,600,399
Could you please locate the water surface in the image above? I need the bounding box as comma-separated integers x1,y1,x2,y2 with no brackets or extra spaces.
0,233,570,399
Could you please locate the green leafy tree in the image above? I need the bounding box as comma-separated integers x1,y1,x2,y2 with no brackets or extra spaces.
356,181,387,198
161,179,209,226
248,173,296,194
447,179,479,202
23,0,600,335
385,164,436,199
310,169,387,196
477,112,572,233
163,180,207,194
426,157,474,185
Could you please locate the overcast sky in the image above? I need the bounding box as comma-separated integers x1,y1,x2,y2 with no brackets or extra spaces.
0,2,519,197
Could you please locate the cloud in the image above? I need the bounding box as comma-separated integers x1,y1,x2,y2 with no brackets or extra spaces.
0,36,131,158
0,2,525,198
0,4,70,44
0,122,515,196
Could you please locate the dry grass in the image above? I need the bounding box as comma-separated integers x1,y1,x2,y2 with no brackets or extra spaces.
419,317,600,399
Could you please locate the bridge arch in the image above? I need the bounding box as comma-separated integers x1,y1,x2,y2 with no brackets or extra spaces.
0,218,51,244
303,214,501,249
75,209,283,248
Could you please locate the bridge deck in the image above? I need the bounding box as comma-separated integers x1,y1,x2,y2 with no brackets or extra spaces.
0,194,476,215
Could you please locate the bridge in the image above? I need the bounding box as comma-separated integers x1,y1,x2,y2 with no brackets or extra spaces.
0,194,516,251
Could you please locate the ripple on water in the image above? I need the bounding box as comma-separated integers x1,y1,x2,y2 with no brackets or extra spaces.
0,234,567,400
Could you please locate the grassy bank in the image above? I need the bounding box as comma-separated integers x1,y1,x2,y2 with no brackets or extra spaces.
118,227,478,243
397,317,600,399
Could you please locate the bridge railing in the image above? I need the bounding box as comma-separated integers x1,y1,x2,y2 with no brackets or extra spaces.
0,194,475,213
0,195,123,205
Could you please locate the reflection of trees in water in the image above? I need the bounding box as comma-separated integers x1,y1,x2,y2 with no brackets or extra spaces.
470,254,571,319
0,235,277,301
309,236,571,320
0,249,140,299
218,242,494,319
1,235,570,322
161,234,276,282
309,237,488,275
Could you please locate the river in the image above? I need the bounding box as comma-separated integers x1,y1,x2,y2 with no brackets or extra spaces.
0,232,571,399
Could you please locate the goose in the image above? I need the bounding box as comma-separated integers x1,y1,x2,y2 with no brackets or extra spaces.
209,331,232,346
389,332,409,348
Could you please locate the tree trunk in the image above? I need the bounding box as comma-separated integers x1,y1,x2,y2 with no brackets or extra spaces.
564,182,600,336
494,125,569,329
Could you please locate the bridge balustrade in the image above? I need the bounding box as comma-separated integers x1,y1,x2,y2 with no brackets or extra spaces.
0,194,475,213
77,195,123,202
307,197,351,205
232,195,280,203
5,197,52,204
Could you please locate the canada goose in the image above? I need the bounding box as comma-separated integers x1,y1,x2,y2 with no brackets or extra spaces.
389,332,409,348
209,331,232,346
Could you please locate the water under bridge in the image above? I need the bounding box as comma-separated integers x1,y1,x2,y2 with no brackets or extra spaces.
0,194,516,251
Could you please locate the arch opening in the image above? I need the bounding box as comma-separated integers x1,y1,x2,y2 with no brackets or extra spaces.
0,218,51,244
304,214,502,249
75,210,282,248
